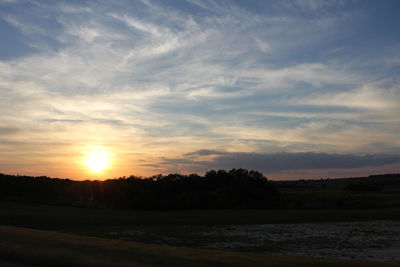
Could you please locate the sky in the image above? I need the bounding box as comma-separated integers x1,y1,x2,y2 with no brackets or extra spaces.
0,0,399,180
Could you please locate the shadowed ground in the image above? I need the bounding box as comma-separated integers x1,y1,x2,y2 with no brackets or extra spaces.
1,225,399,267
1,201,400,266
2,201,400,230
0,259,33,267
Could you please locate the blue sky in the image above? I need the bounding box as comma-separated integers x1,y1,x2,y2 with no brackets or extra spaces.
0,0,399,179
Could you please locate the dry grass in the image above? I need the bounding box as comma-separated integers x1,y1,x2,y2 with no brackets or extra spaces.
1,225,399,267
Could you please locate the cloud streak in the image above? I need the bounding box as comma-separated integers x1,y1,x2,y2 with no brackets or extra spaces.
155,150,400,174
0,0,399,178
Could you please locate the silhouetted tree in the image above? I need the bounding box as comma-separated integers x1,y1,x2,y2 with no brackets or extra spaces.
0,169,279,210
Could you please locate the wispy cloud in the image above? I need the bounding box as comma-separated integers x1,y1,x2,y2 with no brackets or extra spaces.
149,150,400,175
0,0,399,178
290,83,400,110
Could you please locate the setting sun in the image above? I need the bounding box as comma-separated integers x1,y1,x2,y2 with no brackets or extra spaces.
84,146,111,173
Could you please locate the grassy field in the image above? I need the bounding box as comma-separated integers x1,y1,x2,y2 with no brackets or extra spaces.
2,201,400,231
1,225,399,267
275,175,400,209
279,189,400,209
1,201,400,266
2,174,400,266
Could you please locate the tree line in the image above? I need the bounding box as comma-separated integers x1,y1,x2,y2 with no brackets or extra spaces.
0,169,280,210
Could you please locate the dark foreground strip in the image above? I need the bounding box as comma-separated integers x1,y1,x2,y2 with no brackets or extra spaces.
0,225,398,267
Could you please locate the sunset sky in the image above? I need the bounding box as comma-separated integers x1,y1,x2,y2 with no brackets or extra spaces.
0,0,399,180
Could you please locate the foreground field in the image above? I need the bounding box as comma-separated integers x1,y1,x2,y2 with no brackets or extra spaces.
1,225,399,267
1,201,400,266
2,201,400,231
97,221,400,262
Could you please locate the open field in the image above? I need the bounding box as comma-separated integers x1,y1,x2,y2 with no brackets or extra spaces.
94,220,400,262
1,225,399,267
1,201,400,266
2,201,400,231
274,174,400,209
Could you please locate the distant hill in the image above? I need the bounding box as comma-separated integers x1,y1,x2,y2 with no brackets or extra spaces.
273,173,400,209
273,173,400,189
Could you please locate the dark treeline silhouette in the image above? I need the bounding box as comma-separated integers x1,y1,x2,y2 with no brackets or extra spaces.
2,171,400,210
0,169,279,210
